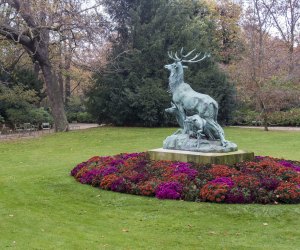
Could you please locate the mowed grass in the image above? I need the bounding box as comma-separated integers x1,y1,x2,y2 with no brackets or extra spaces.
0,127,300,250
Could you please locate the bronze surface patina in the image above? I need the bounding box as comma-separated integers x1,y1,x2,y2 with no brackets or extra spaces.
164,48,237,153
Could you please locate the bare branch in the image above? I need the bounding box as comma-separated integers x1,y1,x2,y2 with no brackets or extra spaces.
0,24,31,47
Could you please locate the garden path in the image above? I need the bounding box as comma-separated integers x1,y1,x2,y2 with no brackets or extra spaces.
0,123,99,141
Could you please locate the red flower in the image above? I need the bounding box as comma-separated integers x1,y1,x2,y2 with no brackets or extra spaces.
200,183,230,202
100,174,119,190
138,179,160,196
232,175,260,189
208,165,238,178
275,183,300,203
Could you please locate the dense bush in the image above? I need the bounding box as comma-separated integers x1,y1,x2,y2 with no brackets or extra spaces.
0,114,4,124
6,107,52,125
71,153,300,204
232,108,300,126
28,108,53,125
66,96,95,123
267,109,300,126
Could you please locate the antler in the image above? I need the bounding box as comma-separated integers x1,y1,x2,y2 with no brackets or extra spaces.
168,48,210,63
180,48,195,58
182,51,210,63
167,51,177,61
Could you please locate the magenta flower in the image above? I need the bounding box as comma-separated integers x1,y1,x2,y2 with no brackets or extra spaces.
172,162,197,180
71,152,300,204
80,168,103,184
226,188,254,203
109,159,125,167
71,162,87,176
260,178,280,190
279,160,300,172
210,177,234,187
101,166,118,176
121,153,142,160
111,177,126,192
155,182,183,199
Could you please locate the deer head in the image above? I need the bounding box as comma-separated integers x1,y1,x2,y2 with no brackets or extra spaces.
164,48,210,92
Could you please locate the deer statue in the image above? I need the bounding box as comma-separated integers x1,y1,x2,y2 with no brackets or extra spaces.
164,48,227,147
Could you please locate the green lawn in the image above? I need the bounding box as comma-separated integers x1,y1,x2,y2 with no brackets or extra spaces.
0,127,299,250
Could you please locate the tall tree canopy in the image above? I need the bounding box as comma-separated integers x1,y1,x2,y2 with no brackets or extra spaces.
87,0,236,126
0,0,103,131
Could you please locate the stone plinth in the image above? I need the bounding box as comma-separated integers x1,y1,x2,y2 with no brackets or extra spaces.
148,148,254,165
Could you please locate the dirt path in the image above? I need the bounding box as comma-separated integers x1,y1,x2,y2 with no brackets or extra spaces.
0,123,99,141
70,123,99,130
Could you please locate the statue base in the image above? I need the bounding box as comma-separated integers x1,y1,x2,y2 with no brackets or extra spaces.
148,148,254,165
163,134,238,153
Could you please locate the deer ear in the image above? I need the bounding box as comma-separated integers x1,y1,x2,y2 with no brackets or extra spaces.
183,65,188,68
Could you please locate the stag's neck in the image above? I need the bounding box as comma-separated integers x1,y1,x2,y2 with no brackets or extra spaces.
168,73,184,93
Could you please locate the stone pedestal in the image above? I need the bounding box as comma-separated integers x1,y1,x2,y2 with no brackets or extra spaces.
148,148,254,165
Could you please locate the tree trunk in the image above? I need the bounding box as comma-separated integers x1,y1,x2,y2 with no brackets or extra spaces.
259,99,269,131
262,110,269,131
40,62,69,132
33,61,40,79
64,44,72,103
65,72,71,102
57,67,65,102
288,43,294,75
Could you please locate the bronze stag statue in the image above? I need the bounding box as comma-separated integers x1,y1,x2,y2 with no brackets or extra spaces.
164,48,237,153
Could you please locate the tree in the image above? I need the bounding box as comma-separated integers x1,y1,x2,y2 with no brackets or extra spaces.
87,0,236,126
262,0,300,75
239,0,274,131
215,0,244,64
226,0,300,130
0,0,103,131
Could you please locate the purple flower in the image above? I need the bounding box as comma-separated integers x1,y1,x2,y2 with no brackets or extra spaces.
279,160,300,172
255,156,265,161
80,168,103,184
260,178,280,190
111,177,126,192
155,182,183,200
210,177,234,187
70,162,87,176
121,153,142,160
226,188,254,203
109,159,125,167
101,166,118,176
172,162,197,180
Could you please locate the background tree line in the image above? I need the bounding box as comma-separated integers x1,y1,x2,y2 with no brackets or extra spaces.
0,0,299,131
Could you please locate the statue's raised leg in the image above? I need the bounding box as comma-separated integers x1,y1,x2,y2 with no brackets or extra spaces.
206,119,227,146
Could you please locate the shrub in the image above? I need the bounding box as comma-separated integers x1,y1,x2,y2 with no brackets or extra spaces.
66,96,96,123
0,114,5,124
6,107,52,125
6,108,30,124
232,108,300,126
28,107,53,125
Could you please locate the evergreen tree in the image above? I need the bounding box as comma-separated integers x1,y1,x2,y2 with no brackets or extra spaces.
87,0,236,126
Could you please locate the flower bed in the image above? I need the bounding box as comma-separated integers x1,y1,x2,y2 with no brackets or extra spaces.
71,153,300,204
